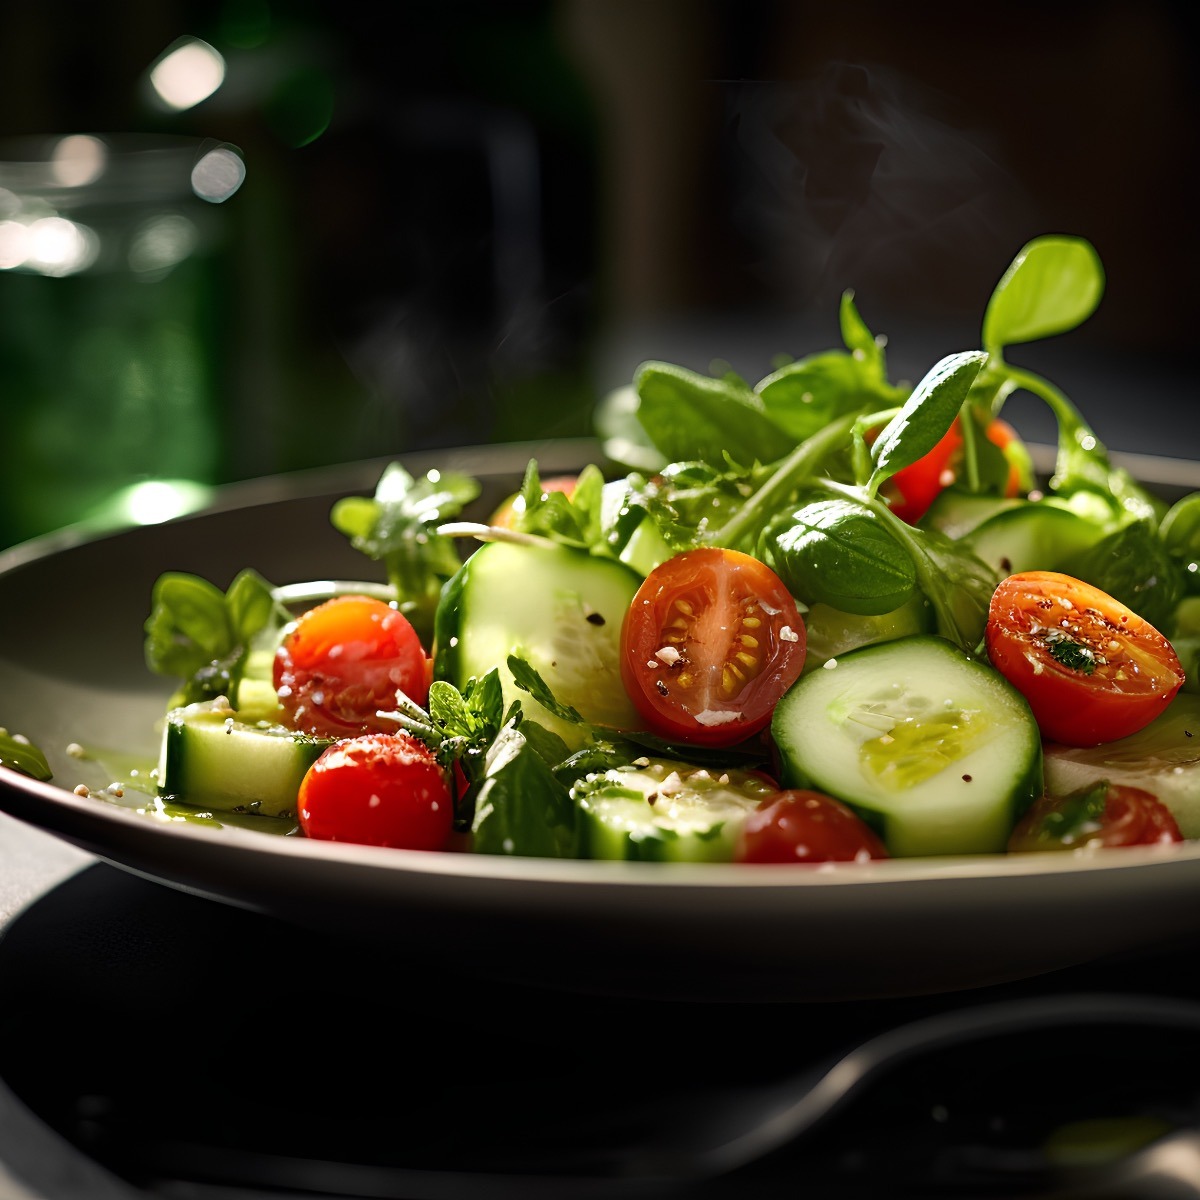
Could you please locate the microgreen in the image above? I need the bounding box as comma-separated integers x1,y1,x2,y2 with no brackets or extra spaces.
1044,633,1098,675
330,463,481,645
510,461,612,557
144,568,287,707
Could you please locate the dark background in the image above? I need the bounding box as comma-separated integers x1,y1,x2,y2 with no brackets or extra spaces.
1,0,1197,541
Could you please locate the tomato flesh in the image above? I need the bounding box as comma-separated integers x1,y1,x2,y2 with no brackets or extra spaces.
1008,782,1182,852
274,595,428,739
736,789,889,863
985,571,1184,746
298,732,453,850
884,416,1025,524
620,548,806,746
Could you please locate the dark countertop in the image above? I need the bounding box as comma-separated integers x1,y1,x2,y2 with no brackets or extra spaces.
4,809,1200,1200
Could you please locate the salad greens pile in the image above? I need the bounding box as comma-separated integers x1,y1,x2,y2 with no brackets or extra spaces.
19,232,1192,861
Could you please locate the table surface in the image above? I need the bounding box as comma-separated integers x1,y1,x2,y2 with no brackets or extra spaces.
5,807,1200,1200
0,815,133,1200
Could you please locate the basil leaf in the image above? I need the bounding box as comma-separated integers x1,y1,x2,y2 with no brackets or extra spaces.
762,499,917,615
982,235,1104,353
756,349,906,442
867,351,989,491
633,361,794,468
517,719,574,770
595,384,668,474
471,722,579,858
0,730,52,782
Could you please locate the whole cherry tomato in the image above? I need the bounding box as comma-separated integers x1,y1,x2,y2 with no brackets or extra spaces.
1007,781,1182,852
736,789,889,863
274,595,428,739
985,571,1184,746
298,732,454,850
884,415,1026,525
620,548,807,747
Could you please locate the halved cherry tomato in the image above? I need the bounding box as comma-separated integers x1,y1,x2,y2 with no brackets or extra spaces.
298,732,453,850
883,416,1026,525
274,595,428,739
985,571,1184,746
489,475,577,529
620,548,806,747
736,789,889,863
1007,781,1182,853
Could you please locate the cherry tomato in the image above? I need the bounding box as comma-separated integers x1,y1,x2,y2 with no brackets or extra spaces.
489,475,577,529
620,548,806,746
985,571,1184,746
297,733,454,850
1007,781,1182,852
736,789,889,863
883,416,1026,524
274,595,428,739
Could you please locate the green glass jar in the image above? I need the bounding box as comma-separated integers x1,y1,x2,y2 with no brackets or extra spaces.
0,134,245,547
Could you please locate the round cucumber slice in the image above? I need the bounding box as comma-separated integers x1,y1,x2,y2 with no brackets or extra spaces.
435,540,643,746
772,635,1042,856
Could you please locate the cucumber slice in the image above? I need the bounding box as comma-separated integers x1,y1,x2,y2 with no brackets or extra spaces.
572,758,777,861
920,489,1022,539
435,541,643,746
1044,694,1200,837
962,503,1105,578
158,698,331,817
772,635,1042,856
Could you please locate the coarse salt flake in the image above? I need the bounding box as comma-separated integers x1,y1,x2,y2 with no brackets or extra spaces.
779,625,799,642
694,710,741,727
655,646,682,665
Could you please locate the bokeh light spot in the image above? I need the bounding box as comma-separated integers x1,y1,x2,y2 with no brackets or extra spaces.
149,37,226,112
191,146,246,203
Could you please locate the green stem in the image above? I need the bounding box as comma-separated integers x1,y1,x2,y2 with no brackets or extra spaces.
1002,364,1111,492
706,410,863,547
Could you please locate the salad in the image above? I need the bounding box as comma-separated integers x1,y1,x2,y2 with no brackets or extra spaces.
10,234,1198,865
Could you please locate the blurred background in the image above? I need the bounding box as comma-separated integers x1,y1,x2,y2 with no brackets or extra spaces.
0,0,1196,548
